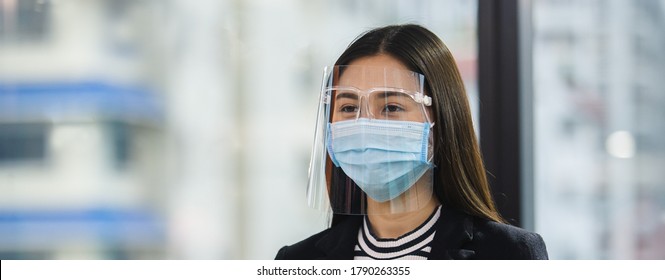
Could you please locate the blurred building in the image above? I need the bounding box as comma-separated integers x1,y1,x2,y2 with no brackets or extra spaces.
533,0,665,259
0,0,167,259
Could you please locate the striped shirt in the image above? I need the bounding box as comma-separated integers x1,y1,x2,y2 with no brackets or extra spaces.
354,205,441,260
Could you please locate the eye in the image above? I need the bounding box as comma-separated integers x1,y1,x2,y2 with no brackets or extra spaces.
339,104,358,113
383,104,404,113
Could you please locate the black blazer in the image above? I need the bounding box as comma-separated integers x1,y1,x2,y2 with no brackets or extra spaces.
275,207,548,260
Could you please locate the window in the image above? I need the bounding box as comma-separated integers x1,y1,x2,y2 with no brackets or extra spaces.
532,0,665,259
0,0,51,43
0,123,48,163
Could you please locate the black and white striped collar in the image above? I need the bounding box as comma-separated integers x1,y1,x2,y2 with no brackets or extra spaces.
354,205,442,260
314,206,476,260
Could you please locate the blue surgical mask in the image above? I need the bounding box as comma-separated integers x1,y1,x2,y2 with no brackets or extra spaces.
326,118,433,202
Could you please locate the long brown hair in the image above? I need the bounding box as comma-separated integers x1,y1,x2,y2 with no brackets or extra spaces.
332,24,505,224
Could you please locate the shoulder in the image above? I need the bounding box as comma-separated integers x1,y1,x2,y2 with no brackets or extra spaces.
275,215,363,260
275,228,331,260
469,217,549,260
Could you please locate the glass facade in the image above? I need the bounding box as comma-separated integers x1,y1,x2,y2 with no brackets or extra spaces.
532,0,665,259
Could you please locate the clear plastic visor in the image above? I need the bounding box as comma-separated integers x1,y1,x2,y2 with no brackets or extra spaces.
306,65,435,215
327,87,432,123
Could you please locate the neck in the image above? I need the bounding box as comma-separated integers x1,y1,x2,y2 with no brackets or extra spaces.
366,197,439,239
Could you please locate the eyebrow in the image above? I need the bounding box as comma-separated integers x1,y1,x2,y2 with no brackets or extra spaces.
374,91,406,99
335,92,359,100
333,89,412,101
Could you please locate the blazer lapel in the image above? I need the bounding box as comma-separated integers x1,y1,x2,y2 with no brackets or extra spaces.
315,216,363,259
429,207,476,259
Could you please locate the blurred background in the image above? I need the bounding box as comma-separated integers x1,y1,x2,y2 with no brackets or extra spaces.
0,0,663,259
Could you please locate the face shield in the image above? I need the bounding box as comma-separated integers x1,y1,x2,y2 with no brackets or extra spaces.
307,65,435,215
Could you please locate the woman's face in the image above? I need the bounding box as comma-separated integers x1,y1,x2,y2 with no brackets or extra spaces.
331,54,430,123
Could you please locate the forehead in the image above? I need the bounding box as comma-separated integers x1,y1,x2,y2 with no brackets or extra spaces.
337,55,421,91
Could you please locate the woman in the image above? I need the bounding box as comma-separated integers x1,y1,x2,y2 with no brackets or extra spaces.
276,24,548,260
